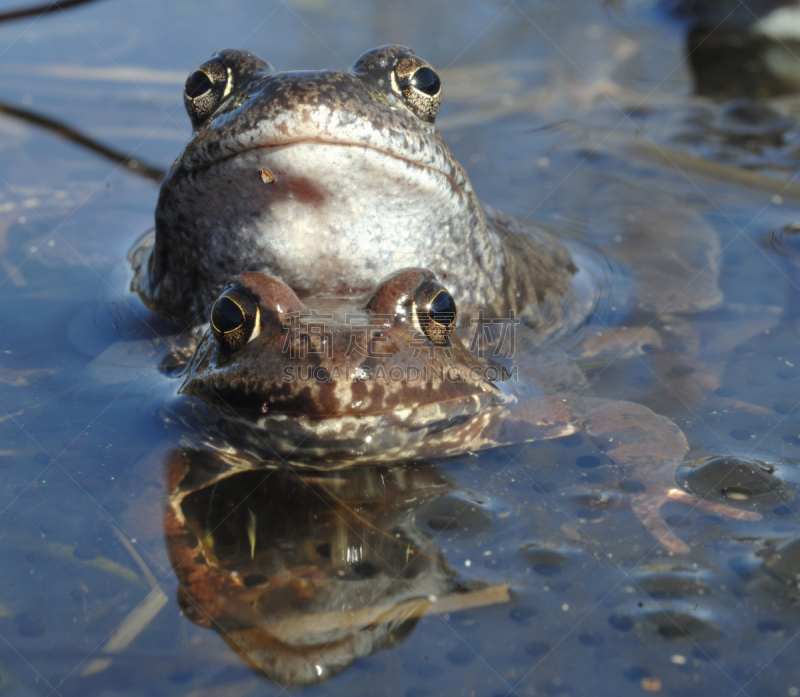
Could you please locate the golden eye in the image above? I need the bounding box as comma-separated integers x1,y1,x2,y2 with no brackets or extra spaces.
210,285,259,352
185,70,214,99
393,57,442,123
413,285,457,345
182,49,274,131
409,67,441,97
183,60,231,130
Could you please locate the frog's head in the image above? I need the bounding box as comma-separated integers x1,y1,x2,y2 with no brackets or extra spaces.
179,268,512,463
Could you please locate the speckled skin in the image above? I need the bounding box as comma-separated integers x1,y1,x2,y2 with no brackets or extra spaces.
133,45,577,326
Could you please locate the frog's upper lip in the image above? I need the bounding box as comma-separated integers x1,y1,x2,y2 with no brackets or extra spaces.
227,137,467,193
183,384,500,421
169,133,471,201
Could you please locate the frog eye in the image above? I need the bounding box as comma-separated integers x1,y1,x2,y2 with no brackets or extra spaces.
184,59,232,130
409,67,441,96
412,284,457,345
393,57,442,123
210,284,260,352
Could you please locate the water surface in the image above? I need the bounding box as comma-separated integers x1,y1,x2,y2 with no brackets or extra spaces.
1,1,800,695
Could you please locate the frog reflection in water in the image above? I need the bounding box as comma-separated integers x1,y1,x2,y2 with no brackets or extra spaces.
180,268,760,555
165,454,505,686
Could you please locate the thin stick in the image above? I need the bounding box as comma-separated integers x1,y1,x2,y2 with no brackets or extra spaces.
80,586,169,677
262,584,510,642
0,0,105,23
110,525,159,589
0,100,166,183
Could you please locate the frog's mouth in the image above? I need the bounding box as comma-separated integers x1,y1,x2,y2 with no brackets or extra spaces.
181,80,470,198
178,378,509,465
178,134,470,205
182,376,502,421
219,400,509,467
224,138,468,199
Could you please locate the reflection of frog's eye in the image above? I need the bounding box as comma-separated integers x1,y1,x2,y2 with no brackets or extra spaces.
210,285,260,352
183,60,232,131
413,286,457,345
393,58,442,123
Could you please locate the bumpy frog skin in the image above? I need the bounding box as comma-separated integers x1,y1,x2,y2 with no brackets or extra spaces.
132,45,576,327
179,268,760,554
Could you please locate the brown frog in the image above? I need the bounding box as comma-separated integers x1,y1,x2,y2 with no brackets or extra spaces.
178,268,760,554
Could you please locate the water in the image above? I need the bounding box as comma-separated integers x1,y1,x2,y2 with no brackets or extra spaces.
1,0,800,695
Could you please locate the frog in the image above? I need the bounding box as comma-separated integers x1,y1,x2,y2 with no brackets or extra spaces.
177,267,761,555
130,44,584,332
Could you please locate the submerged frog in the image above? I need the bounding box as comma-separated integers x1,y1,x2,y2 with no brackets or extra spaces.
132,45,580,329
179,268,760,554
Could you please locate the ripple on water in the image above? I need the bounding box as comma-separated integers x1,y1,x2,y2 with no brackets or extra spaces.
633,570,713,600
524,549,568,577
713,100,795,141
518,542,588,584
15,612,46,638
